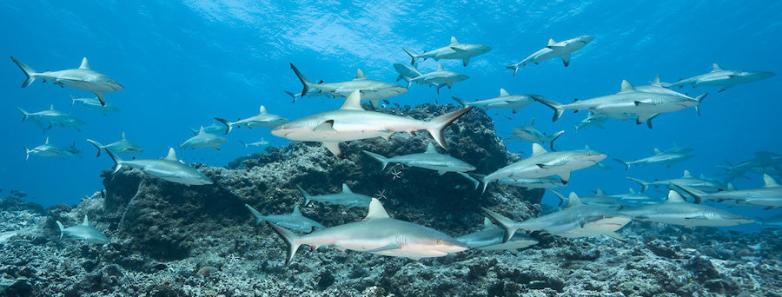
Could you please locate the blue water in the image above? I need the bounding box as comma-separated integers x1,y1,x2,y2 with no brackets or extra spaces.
1,1,780,216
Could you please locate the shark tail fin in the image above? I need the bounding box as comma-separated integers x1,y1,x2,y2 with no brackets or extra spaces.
214,117,233,134
402,48,419,66
86,139,104,157
289,63,312,96
10,56,36,88
532,96,565,122
244,204,265,223
451,96,468,107
296,185,312,205
694,93,708,115
56,221,64,239
17,107,29,121
362,150,390,170
505,64,521,76
626,177,649,192
24,148,31,160
284,90,298,103
613,158,630,170
104,148,123,174
267,222,302,266
549,130,565,151
426,107,472,148
481,208,518,242
671,184,706,204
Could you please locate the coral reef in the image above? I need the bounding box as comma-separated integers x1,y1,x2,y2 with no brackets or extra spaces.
1,104,780,297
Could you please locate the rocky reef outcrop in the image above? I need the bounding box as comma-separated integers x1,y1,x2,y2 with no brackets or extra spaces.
1,104,781,297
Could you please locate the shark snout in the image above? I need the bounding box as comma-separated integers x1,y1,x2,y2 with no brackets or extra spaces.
579,35,594,43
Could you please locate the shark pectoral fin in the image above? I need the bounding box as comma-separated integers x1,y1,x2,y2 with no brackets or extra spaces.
456,172,480,190
322,142,341,156
437,170,447,175
364,242,402,253
462,57,470,67
95,92,106,106
314,120,336,132
605,232,626,242
561,54,571,67
559,171,571,184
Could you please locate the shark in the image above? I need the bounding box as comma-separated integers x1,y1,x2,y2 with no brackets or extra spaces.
103,147,213,186
614,147,693,170
363,143,478,188
267,198,468,265
180,127,227,150
578,188,658,207
483,192,630,242
241,138,270,148
403,36,491,67
404,64,469,94
534,80,707,128
506,35,593,75
496,176,566,190
290,64,407,108
271,90,472,156
11,56,123,106
456,218,538,250
71,96,120,114
190,124,227,135
674,174,782,208
56,215,109,243
245,204,324,233
25,137,80,160
215,105,287,134
451,88,537,113
86,132,143,157
619,190,754,227
511,120,565,150
665,63,774,92
627,170,726,193
297,183,372,209
18,104,85,131
481,143,606,192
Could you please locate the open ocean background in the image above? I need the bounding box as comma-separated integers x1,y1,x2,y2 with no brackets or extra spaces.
0,0,780,225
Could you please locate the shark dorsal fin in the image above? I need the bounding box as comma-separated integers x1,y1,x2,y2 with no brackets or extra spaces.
547,38,556,47
682,170,692,178
628,188,636,194
652,75,662,86
365,198,390,220
259,105,267,114
424,143,437,153
340,90,363,110
354,69,366,80
342,183,352,193
79,57,90,70
198,126,205,134
531,143,547,156
594,188,606,196
49,104,55,110
620,80,634,93
82,215,89,226
435,63,444,72
450,36,458,45
121,131,127,140
164,147,177,161
726,183,735,191
711,63,722,72
653,148,662,154
44,137,49,144
666,190,685,203
567,192,582,207
482,217,493,228
763,174,780,188
292,205,302,216
499,88,509,97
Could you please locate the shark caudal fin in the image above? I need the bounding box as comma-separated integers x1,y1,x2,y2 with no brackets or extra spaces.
532,97,565,122
402,48,419,66
670,184,707,204
426,107,472,148
296,185,312,205
103,148,123,174
244,204,265,224
10,57,37,88
549,130,565,151
266,222,302,266
24,148,31,160
451,96,469,107
284,90,298,103
289,63,313,96
213,118,233,135
85,139,104,157
626,177,650,192
56,221,65,239
17,107,29,121
693,93,708,115
481,208,519,242
362,150,390,170
505,63,522,76
614,158,630,170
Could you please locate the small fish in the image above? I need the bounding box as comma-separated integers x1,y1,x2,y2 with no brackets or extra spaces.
245,204,324,233
614,147,693,170
180,127,227,150
666,63,774,92
297,183,372,209
25,137,80,160
506,35,593,75
403,36,491,67
215,105,287,134
241,138,270,148
56,215,108,244
71,96,120,114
